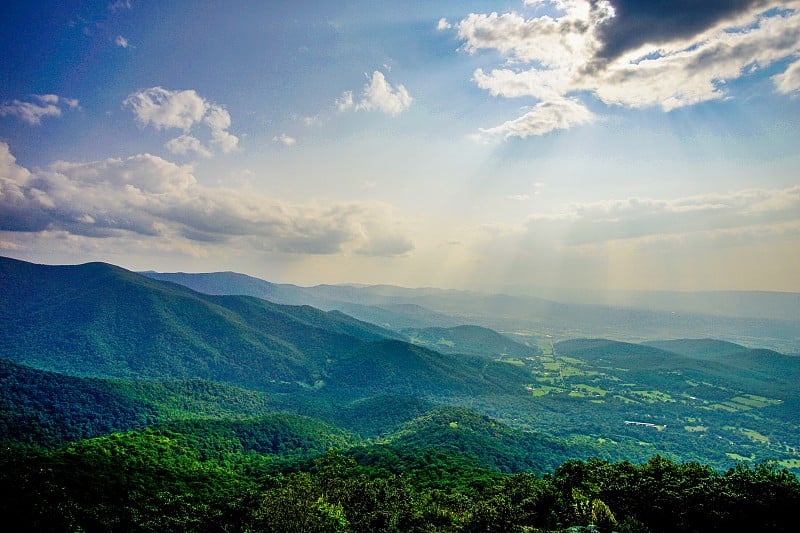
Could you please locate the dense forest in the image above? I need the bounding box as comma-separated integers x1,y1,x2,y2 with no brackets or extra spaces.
3,435,799,532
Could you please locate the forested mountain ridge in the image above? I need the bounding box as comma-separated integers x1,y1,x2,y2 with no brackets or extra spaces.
143,268,800,354
3,256,520,397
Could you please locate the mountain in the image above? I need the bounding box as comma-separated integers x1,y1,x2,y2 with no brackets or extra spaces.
141,269,800,353
403,325,540,359
141,270,321,306
0,257,372,389
141,270,463,330
0,257,529,399
642,338,800,374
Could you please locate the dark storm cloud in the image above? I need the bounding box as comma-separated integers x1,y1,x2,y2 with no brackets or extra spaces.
595,0,768,59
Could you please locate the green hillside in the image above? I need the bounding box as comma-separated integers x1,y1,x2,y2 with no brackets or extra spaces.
404,324,540,359
327,339,529,398
0,257,414,391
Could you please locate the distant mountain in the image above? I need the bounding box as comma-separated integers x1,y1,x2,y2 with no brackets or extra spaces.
0,257,395,389
141,270,462,331
403,325,540,359
142,269,800,353
141,270,321,306
556,338,800,399
642,338,800,382
534,288,800,321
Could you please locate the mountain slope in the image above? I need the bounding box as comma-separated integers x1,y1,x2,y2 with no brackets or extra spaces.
0,257,531,399
0,358,278,446
326,339,529,398
0,257,391,388
556,338,800,399
404,325,539,359
642,338,800,374
142,270,463,331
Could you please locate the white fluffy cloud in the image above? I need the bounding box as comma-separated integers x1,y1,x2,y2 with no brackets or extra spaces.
273,133,297,146
0,142,412,257
477,97,594,140
164,135,212,158
356,71,413,116
115,35,129,48
124,87,239,155
773,57,800,94
336,90,354,112
454,0,800,138
0,94,79,125
334,71,412,117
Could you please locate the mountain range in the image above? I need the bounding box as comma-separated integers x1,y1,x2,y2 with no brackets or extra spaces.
142,269,800,354
2,255,799,472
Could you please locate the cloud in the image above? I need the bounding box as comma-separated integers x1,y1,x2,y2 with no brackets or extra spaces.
0,94,79,125
477,97,594,140
115,35,129,48
455,0,800,137
773,57,800,94
437,18,452,30
108,0,131,11
595,0,767,60
508,194,530,201
165,134,212,157
124,87,239,155
356,71,413,116
273,133,297,146
124,87,207,130
336,91,354,111
521,186,800,247
0,142,413,257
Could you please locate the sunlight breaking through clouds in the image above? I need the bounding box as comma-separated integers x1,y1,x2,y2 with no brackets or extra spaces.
454,0,800,139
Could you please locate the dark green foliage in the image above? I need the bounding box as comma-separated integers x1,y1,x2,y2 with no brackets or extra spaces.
0,257,532,400
0,358,158,446
403,325,540,358
330,395,437,437
3,438,798,532
384,406,577,474
327,340,530,398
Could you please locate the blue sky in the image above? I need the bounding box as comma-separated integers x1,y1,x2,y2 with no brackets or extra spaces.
1,0,799,292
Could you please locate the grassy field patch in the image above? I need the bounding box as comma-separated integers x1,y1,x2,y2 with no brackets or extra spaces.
730,395,782,409
526,385,564,397
629,390,675,403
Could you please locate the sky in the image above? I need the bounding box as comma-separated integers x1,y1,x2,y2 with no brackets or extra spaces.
1,0,799,293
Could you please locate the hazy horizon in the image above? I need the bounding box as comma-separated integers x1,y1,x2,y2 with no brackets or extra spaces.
2,1,799,292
